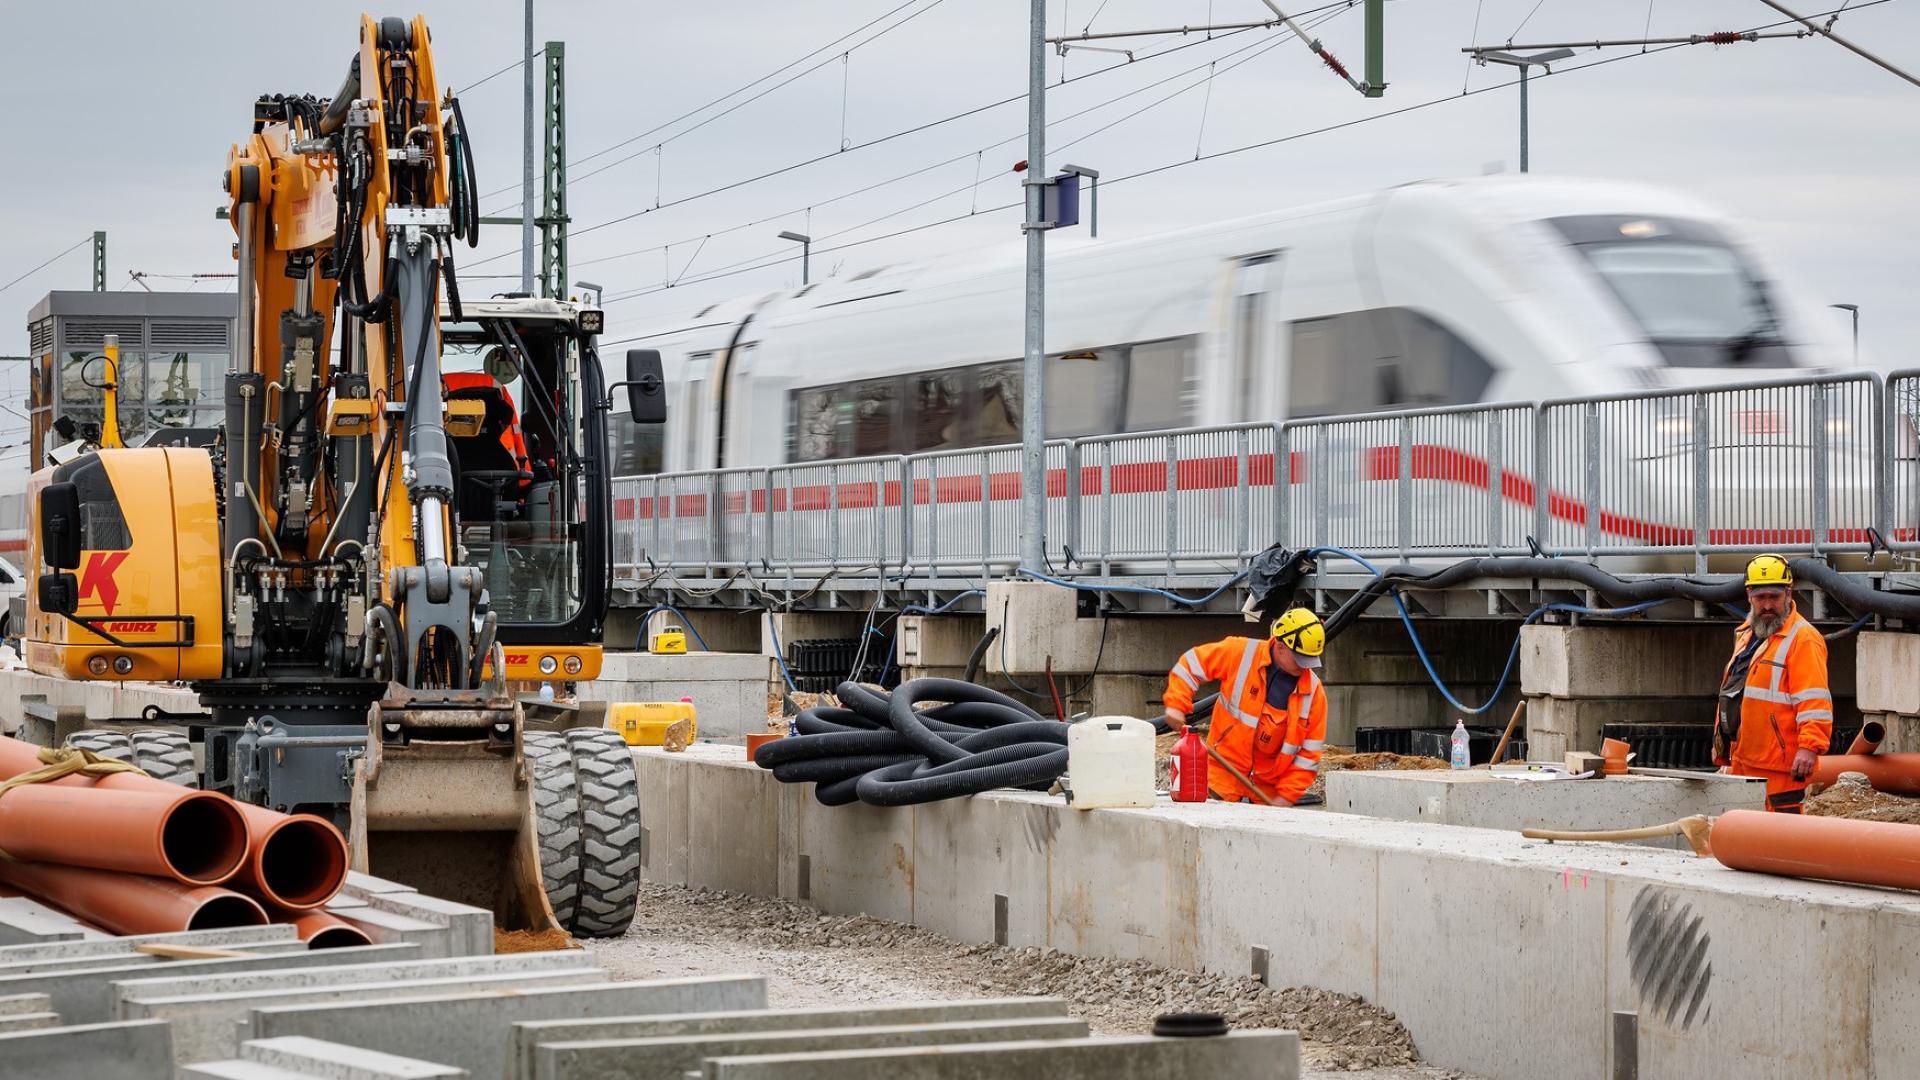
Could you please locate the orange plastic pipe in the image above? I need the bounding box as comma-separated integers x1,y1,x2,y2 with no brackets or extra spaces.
0,737,349,908
234,804,350,910
1810,752,1920,795
286,910,374,949
0,784,247,885
0,861,267,935
1711,809,1920,891
1845,720,1885,756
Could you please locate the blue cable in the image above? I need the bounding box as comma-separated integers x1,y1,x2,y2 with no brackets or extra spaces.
764,611,799,693
897,589,985,617
639,605,710,652
1015,568,1249,607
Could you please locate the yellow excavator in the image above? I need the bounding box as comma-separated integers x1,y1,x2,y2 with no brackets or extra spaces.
21,13,667,936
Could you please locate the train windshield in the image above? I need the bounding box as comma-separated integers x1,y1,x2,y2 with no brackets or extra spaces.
438,320,584,628
1548,215,1794,368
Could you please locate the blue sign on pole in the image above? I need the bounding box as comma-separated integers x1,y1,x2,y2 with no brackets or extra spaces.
1043,173,1080,229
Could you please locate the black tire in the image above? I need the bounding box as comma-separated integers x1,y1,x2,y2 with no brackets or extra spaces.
63,730,134,762
526,731,582,931
129,729,199,788
565,728,641,938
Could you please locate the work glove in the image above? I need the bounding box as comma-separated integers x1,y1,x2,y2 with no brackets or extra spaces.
1790,747,1817,782
1162,707,1187,735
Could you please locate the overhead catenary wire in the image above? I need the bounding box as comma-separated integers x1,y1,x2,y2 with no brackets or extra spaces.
0,235,93,297
457,49,543,95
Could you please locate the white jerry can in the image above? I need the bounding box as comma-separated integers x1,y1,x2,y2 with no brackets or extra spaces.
1066,715,1157,809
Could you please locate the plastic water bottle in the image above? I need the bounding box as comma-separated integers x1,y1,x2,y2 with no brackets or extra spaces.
1450,720,1471,770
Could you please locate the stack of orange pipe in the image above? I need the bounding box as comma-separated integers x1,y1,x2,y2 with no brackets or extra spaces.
0,735,352,941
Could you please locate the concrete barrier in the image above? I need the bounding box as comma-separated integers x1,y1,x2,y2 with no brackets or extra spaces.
0,1011,57,1033
639,744,1920,1080
511,997,1067,1080
0,924,298,964
183,1035,466,1080
582,652,772,738
0,1019,174,1080
535,1018,1090,1080
335,877,495,958
700,1031,1298,1079
0,942,418,1023
249,976,767,1080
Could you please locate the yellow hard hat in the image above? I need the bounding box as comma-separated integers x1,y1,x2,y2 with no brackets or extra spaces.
1745,554,1793,589
1270,607,1326,662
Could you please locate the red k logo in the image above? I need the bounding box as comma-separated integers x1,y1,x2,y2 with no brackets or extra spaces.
77,552,129,615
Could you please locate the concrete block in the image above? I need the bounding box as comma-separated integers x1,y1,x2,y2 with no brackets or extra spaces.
1521,624,1733,699
358,891,493,958
0,992,49,1015
0,941,419,1024
1857,631,1920,714
894,615,987,669
0,898,90,945
983,580,1245,675
342,872,423,896
1048,805,1199,968
677,751,779,896
242,1035,466,1079
535,1018,1090,1080
513,999,1067,1080
910,798,1051,948
250,976,766,1080
330,905,456,959
637,749,693,887
114,949,592,1010
786,793,915,925
699,1030,1298,1080
0,924,299,963
133,968,608,1063
1323,770,1764,848
180,1063,336,1080
1872,905,1920,1077
0,1011,57,1032
584,651,773,739
1193,821,1378,1001
0,1019,174,1080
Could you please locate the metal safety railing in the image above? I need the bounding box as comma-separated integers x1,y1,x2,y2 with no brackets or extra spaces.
612,369,1920,593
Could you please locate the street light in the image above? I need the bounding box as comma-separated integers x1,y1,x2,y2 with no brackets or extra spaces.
1057,164,1100,237
573,280,603,307
1475,48,1573,173
1830,303,1860,365
778,231,812,285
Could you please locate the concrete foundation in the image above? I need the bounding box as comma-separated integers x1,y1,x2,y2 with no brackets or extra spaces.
0,1019,174,1080
580,651,773,739
639,745,1920,1080
250,976,765,1080
1855,632,1920,750
981,581,1247,676
535,1018,1091,1080
512,998,1067,1080
1324,770,1765,849
699,1031,1298,1080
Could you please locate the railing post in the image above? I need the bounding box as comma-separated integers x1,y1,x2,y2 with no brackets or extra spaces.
1312,424,1330,556
1692,394,1711,571
1100,442,1114,578
707,473,724,572
1583,402,1602,558
1486,410,1504,557
979,453,992,580
1873,374,1891,549
896,456,911,579
1533,406,1550,553
1235,427,1251,558
1273,423,1287,551
1811,384,1830,553
758,469,773,577
1065,441,1081,570
1397,415,1413,561
1165,435,1179,578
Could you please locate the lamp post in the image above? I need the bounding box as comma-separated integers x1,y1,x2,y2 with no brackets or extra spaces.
1474,48,1572,173
778,231,812,285
1830,303,1860,365
573,279,603,307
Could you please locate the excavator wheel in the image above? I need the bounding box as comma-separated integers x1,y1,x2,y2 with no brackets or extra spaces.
528,728,641,938
62,729,200,788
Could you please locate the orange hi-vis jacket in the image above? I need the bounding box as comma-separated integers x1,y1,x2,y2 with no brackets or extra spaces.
1164,636,1327,805
1715,607,1833,776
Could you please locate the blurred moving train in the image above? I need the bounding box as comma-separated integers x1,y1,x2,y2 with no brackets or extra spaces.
604,175,1853,480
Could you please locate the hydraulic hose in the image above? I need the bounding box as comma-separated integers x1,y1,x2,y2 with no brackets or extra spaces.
754,678,1068,807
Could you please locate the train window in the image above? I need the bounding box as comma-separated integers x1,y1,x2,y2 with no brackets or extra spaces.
790,386,839,462
1123,337,1197,432
1286,308,1493,418
975,362,1023,446
913,370,969,451
1045,351,1123,438
605,412,664,476
847,378,900,457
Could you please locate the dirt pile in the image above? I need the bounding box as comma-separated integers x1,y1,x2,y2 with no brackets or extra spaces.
493,927,580,953
622,882,1422,1071
1807,775,1920,825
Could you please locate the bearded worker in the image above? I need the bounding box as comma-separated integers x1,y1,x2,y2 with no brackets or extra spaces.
1714,554,1833,813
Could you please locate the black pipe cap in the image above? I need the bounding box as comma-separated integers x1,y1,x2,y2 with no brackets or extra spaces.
1152,1012,1229,1038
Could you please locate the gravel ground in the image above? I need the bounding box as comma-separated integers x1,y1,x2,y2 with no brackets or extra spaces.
595,881,1480,1080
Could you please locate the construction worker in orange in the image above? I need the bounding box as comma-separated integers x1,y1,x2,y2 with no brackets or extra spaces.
1162,608,1328,805
1715,554,1833,813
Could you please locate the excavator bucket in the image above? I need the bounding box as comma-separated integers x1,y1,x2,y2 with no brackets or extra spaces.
348,686,560,933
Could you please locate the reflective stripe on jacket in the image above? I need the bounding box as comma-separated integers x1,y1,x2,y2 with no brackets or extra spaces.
1164,636,1328,805
1716,609,1832,774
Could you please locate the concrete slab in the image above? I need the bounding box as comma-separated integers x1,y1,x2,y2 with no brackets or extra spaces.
249,976,767,1080
342,872,422,896
355,891,493,958
179,1063,320,1080
0,924,299,963
113,949,592,1010
0,992,50,1015
1521,624,1732,698
511,998,1067,1080
0,1018,173,1080
583,651,772,739
328,905,455,959
534,1017,1089,1080
0,941,418,1023
1857,631,1920,714
699,1030,1299,1080
0,898,89,945
243,1035,466,1079
133,968,609,1063
0,1011,57,1032
1323,769,1765,849
0,943,309,979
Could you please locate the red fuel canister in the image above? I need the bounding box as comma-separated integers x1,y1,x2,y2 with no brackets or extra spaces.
1170,730,1210,803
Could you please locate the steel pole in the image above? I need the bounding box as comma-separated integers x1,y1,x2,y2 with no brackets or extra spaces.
1519,65,1529,173
521,0,536,295
802,239,810,285
1020,0,1047,573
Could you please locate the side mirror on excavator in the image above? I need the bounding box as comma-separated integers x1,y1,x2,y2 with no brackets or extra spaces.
40,482,82,570
37,572,77,616
620,349,667,425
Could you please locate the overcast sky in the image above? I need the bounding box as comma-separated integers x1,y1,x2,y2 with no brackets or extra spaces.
2,0,1915,445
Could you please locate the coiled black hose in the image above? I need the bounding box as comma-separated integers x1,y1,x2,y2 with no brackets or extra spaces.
754,677,1067,807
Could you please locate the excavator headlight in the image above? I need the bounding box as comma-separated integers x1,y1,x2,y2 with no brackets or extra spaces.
539,655,559,675
563,655,584,675
111,656,135,676
577,309,604,334
86,655,110,677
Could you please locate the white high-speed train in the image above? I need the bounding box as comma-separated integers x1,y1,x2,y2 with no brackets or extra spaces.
606,175,1851,479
